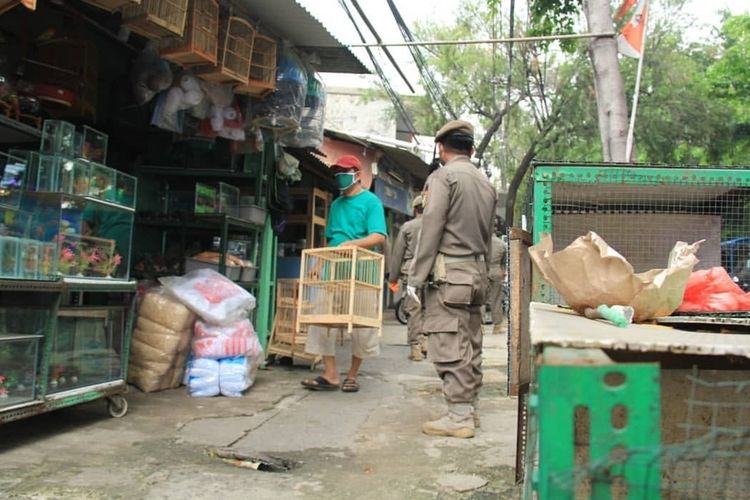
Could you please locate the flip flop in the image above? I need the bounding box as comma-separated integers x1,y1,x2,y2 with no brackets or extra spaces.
301,376,339,391
341,378,359,393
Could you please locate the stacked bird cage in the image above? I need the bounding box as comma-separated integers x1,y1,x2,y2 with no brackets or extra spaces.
235,33,277,97
529,162,750,312
122,0,188,39
297,247,384,336
267,279,319,367
196,15,254,84
159,0,219,66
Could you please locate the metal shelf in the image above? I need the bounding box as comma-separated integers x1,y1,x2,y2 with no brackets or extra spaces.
0,114,42,144
0,278,64,292
62,278,137,293
137,214,263,232
137,165,254,179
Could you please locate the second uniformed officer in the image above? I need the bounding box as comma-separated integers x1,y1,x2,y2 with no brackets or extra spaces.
408,120,496,438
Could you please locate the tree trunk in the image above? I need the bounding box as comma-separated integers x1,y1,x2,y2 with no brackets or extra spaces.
583,0,629,162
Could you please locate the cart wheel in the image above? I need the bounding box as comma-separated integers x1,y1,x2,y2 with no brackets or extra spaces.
395,298,408,325
107,395,128,418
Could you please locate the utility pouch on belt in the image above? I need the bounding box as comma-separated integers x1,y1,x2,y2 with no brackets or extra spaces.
433,253,447,283
442,272,474,307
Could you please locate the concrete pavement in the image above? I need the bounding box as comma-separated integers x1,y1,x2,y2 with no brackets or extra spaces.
0,319,520,499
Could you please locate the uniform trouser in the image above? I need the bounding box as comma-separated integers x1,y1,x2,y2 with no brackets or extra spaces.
422,261,488,404
488,275,505,325
402,287,424,345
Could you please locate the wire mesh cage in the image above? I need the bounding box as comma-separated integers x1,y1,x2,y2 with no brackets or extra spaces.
234,33,277,97
122,0,189,40
159,0,219,66
196,15,254,84
529,164,750,311
532,367,750,499
297,247,384,335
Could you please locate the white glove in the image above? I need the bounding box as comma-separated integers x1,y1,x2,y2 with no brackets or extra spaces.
406,285,421,306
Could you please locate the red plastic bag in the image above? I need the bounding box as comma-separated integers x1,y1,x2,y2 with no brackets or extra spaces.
678,267,750,312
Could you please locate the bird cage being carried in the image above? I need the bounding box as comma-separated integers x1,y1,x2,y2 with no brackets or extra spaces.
0,0,35,15
235,33,277,97
297,247,384,336
160,0,219,66
196,15,254,84
122,0,189,39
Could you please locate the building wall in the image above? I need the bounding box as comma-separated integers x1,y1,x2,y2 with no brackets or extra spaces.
326,87,396,138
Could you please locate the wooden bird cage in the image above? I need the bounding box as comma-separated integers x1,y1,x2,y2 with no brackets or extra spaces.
235,33,277,97
297,247,384,336
160,0,219,66
196,15,254,84
0,0,35,15
80,0,140,12
122,0,188,40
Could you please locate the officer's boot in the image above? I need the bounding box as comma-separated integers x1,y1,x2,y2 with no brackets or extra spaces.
422,403,475,438
408,344,424,361
418,334,428,357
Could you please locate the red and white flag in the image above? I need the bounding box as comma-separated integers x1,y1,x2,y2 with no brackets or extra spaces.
616,0,648,58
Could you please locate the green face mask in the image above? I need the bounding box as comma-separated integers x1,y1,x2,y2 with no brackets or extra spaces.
335,172,357,191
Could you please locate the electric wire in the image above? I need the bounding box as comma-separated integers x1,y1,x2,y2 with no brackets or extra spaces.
349,0,415,94
337,0,420,140
385,0,457,121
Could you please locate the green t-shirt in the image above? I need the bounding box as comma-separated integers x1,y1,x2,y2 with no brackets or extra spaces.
326,189,387,247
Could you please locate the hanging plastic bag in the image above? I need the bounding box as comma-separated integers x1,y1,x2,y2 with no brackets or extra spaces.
131,42,173,105
279,71,326,148
251,45,308,131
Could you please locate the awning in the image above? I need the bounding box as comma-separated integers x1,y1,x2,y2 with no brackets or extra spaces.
323,130,429,181
236,0,369,74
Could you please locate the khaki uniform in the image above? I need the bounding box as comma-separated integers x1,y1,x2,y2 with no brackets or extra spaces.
409,155,496,404
488,235,507,325
389,217,423,345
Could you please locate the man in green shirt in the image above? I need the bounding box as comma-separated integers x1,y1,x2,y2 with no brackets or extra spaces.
302,155,387,393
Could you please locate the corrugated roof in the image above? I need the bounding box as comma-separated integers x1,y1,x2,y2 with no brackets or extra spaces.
236,0,369,74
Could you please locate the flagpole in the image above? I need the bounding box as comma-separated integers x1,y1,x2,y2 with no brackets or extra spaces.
625,2,648,161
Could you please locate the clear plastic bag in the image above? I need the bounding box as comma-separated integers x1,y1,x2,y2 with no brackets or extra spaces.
186,357,220,397
161,269,256,325
279,71,326,148
251,46,308,131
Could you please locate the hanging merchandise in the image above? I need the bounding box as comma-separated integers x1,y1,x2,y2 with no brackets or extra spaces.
198,81,245,141
250,45,307,132
151,72,205,133
279,71,326,149
131,42,173,105
276,152,301,183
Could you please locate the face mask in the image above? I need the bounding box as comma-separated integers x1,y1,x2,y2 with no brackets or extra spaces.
335,172,357,191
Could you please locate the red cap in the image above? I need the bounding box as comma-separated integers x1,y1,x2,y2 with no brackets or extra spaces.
332,155,361,171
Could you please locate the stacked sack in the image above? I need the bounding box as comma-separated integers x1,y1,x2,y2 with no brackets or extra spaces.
162,269,262,397
128,289,196,392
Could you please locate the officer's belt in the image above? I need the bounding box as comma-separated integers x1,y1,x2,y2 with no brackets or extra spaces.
441,254,486,264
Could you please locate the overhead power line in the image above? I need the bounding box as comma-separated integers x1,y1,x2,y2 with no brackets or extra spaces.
385,0,457,121
348,0,415,94
346,31,616,48
337,0,420,141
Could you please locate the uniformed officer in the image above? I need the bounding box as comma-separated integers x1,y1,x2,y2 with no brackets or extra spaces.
408,120,496,438
388,196,426,361
488,229,507,335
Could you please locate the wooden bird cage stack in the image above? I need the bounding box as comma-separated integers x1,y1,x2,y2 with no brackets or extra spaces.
122,0,188,39
267,279,320,367
235,33,277,97
297,247,384,336
196,15,254,84
160,0,219,66
80,0,140,12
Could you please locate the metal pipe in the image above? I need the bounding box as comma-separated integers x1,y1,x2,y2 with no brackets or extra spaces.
346,32,616,48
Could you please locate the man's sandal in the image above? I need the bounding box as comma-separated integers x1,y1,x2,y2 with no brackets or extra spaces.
301,376,339,391
341,378,360,393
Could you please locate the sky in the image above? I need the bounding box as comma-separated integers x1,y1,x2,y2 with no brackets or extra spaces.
298,0,749,95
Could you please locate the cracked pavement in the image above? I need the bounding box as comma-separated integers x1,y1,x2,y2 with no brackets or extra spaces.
0,319,521,499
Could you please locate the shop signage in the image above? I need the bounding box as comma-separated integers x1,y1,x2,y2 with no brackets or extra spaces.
374,177,410,215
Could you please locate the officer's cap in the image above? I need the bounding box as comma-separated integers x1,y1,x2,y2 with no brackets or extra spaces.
435,120,474,143
411,195,424,209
